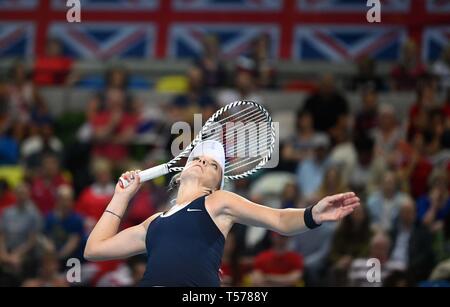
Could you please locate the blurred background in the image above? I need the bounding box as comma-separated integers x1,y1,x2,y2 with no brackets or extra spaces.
0,0,450,287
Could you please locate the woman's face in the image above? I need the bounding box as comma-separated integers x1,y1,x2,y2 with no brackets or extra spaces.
182,155,222,191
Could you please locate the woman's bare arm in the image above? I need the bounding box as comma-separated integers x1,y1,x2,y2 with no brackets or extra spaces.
213,190,360,236
84,170,160,261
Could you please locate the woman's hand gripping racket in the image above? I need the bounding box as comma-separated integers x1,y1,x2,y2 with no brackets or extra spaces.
119,100,276,189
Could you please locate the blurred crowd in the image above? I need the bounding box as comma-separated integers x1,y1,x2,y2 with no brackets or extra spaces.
0,35,450,287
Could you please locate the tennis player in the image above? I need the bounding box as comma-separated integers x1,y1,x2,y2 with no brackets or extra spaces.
84,140,360,287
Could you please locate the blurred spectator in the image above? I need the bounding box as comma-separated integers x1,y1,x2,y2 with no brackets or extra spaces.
296,134,331,200
290,221,337,286
407,77,439,139
33,38,74,86
372,104,403,160
280,182,302,209
6,61,39,125
250,34,277,89
44,185,85,264
399,131,433,199
301,74,349,135
311,163,349,204
349,56,384,91
218,58,263,106
30,153,70,215
367,170,407,232
348,232,404,287
21,122,63,169
434,211,450,262
75,158,115,233
417,169,450,232
349,135,377,196
220,230,242,287
0,184,42,282
90,87,138,164
354,87,379,142
432,44,450,92
390,196,435,284
194,35,227,88
327,205,373,286
96,255,146,287
21,252,68,287
0,179,16,215
0,129,19,165
251,232,303,287
282,111,322,166
390,39,427,91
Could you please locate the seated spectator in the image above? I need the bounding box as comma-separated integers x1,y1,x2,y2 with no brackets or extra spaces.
399,131,433,199
0,184,42,282
300,74,349,135
390,196,435,284
407,77,439,139
282,110,322,166
33,38,74,86
90,88,139,164
220,229,241,287
30,153,70,215
0,179,16,215
354,86,379,142
390,39,428,91
194,34,227,88
249,34,277,89
372,104,404,160
349,135,377,196
327,205,373,286
311,163,349,205
76,158,115,233
417,169,450,232
348,232,404,287
21,252,68,287
44,185,85,264
296,134,331,200
290,220,337,286
432,44,450,92
367,170,407,232
348,56,384,91
251,232,304,287
218,58,263,106
21,121,63,169
280,182,302,209
96,255,147,287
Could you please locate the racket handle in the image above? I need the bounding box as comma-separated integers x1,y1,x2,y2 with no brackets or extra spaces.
119,164,169,189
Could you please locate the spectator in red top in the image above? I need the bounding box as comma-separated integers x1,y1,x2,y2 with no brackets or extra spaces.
90,88,138,164
407,77,439,139
76,158,115,233
390,39,428,91
30,153,70,215
33,38,74,86
251,232,304,287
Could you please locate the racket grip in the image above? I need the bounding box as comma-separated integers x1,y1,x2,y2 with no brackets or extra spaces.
119,164,169,189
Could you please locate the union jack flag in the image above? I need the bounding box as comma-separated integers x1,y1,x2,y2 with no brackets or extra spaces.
298,0,410,12
0,22,34,57
49,23,156,59
51,0,159,10
168,23,279,59
173,0,282,11
0,0,37,9
293,25,407,61
0,0,448,62
426,0,450,13
423,26,450,62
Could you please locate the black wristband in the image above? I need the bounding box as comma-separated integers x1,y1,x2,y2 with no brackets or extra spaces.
304,205,321,229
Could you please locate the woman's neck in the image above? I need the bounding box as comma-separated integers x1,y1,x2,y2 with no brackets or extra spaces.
176,179,207,206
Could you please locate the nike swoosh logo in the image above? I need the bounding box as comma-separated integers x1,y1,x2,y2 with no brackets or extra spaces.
187,208,202,212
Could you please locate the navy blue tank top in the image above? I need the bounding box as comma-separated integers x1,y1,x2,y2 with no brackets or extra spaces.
139,195,225,287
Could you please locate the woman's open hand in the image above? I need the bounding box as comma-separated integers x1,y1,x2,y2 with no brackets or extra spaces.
312,192,360,224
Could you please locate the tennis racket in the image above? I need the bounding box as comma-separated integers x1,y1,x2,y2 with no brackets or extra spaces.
119,100,276,188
